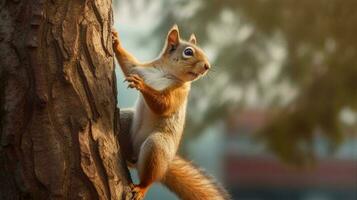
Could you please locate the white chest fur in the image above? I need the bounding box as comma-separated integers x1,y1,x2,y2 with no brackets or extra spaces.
131,67,176,91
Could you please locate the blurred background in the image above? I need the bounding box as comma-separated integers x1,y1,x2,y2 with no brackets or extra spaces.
113,0,357,199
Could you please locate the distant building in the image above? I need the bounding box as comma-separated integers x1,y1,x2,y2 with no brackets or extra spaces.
223,109,357,200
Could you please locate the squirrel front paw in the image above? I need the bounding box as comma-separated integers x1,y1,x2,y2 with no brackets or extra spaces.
111,29,120,47
130,185,147,200
126,183,148,200
125,74,146,91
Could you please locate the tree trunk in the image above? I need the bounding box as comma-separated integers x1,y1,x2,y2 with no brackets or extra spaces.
0,0,132,199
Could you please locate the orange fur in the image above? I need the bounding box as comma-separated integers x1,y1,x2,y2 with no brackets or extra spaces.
140,83,189,117
162,156,230,200
112,30,141,76
124,73,189,116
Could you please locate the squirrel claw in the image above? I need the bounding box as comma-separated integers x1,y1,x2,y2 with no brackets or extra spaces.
111,29,120,46
125,74,145,91
130,185,147,200
128,83,136,89
111,28,119,35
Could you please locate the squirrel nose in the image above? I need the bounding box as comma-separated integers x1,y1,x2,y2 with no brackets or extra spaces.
203,63,210,71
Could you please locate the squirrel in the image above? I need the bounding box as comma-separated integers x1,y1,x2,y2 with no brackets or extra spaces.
112,25,230,200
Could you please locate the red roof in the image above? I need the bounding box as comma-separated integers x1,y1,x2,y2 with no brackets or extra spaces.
225,155,357,189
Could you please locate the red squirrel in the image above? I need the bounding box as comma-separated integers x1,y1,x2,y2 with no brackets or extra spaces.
112,25,230,200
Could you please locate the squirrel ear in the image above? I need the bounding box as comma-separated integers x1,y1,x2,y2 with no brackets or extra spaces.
189,34,197,45
167,24,180,47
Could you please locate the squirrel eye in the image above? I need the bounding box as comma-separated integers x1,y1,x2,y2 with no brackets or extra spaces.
182,47,194,58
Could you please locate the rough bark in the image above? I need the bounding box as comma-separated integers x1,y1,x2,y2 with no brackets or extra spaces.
0,0,132,199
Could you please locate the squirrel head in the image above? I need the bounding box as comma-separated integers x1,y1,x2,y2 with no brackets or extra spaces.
159,25,211,82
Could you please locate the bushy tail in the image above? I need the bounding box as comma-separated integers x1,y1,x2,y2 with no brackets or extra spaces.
161,156,231,200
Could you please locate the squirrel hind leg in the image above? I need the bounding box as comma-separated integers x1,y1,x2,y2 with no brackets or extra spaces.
136,133,176,187
136,132,175,193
